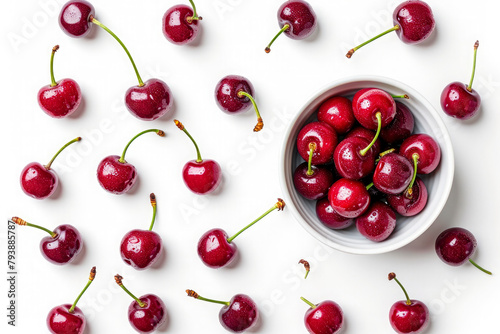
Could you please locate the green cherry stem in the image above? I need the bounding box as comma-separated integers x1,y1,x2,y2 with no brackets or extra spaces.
49,45,59,87
300,297,316,309
359,112,382,156
389,272,411,306
149,193,157,231
467,41,479,92
404,153,419,198
346,25,400,58
119,129,165,164
46,137,81,170
265,24,290,53
89,16,144,86
187,0,203,22
115,275,146,308
174,120,202,163
186,290,229,306
227,198,286,243
391,93,409,99
306,143,316,176
237,91,264,132
366,182,374,191
299,259,310,279
469,259,492,275
69,267,96,313
12,217,56,238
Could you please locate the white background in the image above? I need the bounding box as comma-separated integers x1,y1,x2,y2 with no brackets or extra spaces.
1,0,499,333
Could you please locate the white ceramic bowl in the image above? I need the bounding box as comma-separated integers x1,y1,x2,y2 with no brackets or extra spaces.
280,76,454,254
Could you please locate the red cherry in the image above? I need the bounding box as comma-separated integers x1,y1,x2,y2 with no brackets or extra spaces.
59,0,94,38
297,122,338,165
328,178,370,218
20,137,81,199
47,267,96,334
344,126,382,155
356,201,397,242
387,177,428,216
301,297,344,334
380,102,415,144
38,45,82,118
97,129,165,195
333,136,376,180
315,198,354,230
373,152,414,195
187,290,259,333
125,78,173,121
175,120,222,194
317,96,355,135
400,133,441,174
352,88,396,130
162,0,202,45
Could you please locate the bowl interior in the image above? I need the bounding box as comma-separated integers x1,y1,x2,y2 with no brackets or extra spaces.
280,76,454,254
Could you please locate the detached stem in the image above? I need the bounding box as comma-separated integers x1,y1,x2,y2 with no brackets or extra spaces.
237,91,264,132
11,217,56,238
115,275,146,308
346,25,399,58
359,113,381,156
300,297,316,309
467,41,479,92
149,193,157,231
306,143,316,176
186,290,229,306
49,45,59,87
227,199,285,243
174,120,202,162
69,267,96,313
265,24,290,53
46,137,81,169
119,129,164,163
469,259,492,275
90,16,144,86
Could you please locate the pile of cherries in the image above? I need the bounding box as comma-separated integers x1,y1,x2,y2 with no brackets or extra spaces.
293,87,442,242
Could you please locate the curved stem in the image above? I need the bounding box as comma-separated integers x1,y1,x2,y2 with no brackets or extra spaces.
389,273,411,305
300,297,316,309
237,91,264,132
69,267,96,313
119,129,164,163
186,290,229,306
404,153,419,199
359,113,381,156
46,137,81,169
227,199,285,243
265,24,290,53
186,0,202,22
306,143,316,176
469,259,492,275
11,217,56,238
90,16,144,86
467,41,479,92
346,25,399,58
115,275,146,308
174,120,202,163
49,45,59,87
149,193,157,231
366,182,374,191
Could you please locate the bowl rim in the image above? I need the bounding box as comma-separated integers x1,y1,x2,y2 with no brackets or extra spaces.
279,74,455,255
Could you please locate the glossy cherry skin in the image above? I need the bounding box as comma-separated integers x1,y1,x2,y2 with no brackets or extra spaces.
440,82,481,120
182,159,222,194
41,224,82,265
334,136,376,180
356,201,397,242
128,294,167,333
393,0,435,44
373,153,413,195
344,126,382,155
125,79,172,121
328,178,370,218
197,228,237,268
304,300,343,334
278,0,317,40
435,227,477,266
38,79,82,118
387,177,428,216
120,230,163,270
162,5,199,45
20,162,58,199
400,134,441,174
352,88,396,130
316,198,354,230
215,75,254,114
297,122,338,165
96,155,137,195
380,102,414,144
47,304,85,334
390,300,429,334
317,96,355,135
293,163,334,200
220,294,259,333
59,0,95,38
